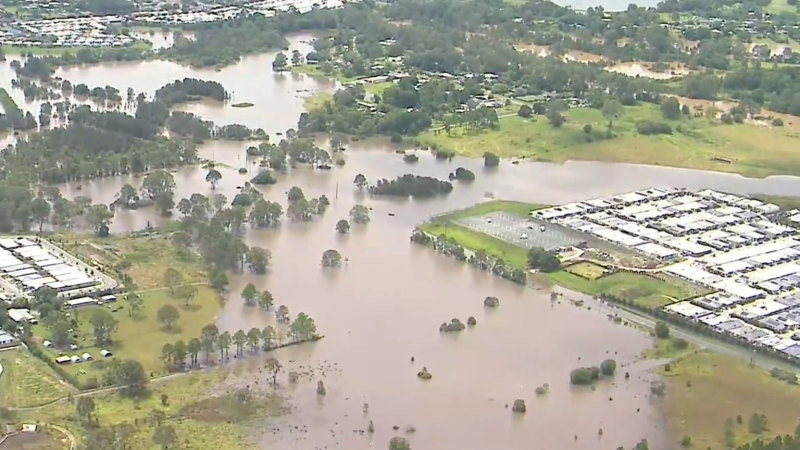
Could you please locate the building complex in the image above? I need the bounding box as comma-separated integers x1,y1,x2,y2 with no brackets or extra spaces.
533,188,800,361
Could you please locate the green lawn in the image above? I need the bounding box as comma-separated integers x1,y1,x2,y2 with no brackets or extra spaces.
436,200,547,220
35,286,221,382
0,348,76,408
417,103,800,178
2,40,152,56
303,92,333,112
658,351,800,449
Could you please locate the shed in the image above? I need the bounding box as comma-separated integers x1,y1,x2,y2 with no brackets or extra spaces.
100,349,113,357
43,340,52,348
70,355,82,363
81,352,93,361
55,356,71,364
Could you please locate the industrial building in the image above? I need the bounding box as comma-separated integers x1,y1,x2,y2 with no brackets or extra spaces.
0,236,116,301
535,188,800,361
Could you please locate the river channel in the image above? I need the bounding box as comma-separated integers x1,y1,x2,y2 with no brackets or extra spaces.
4,34,800,450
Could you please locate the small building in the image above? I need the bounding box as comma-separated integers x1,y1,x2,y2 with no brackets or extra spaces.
99,294,117,304
42,340,52,348
70,355,82,363
100,349,113,357
55,356,71,364
81,352,93,361
8,308,37,324
64,297,97,309
0,330,16,347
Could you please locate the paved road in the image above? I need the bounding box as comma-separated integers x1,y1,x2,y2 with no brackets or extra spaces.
559,287,799,375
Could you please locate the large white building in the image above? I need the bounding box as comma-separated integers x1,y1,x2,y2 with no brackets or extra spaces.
534,188,800,360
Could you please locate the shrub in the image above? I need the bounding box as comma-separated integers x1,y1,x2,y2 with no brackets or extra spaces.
527,247,560,272
772,118,784,126
600,359,617,376
250,170,276,185
570,367,600,385
483,152,499,167
672,338,688,350
655,321,670,339
517,104,532,118
636,120,672,135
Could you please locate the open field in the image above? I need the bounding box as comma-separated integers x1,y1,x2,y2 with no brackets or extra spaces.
657,351,800,448
53,234,208,290
34,285,221,381
433,200,546,221
19,364,286,450
564,261,607,280
547,270,695,309
0,348,76,408
417,103,800,178
764,0,799,14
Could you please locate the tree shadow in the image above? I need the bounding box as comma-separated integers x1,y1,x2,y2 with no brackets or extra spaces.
181,304,202,312
160,325,184,334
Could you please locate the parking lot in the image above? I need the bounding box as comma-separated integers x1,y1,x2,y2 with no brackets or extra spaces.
457,212,584,251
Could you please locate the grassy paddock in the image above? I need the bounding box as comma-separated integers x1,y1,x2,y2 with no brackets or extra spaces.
657,351,800,448
0,348,76,408
546,270,692,308
564,261,607,280
20,366,286,450
417,103,800,178
35,285,221,381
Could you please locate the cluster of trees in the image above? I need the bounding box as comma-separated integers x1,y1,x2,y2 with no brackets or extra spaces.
570,359,616,385
164,17,287,67
636,120,673,135
730,427,800,450
286,186,330,222
369,175,453,198
467,248,527,284
527,247,561,272
154,78,228,107
241,283,274,308
161,316,316,370
0,88,37,131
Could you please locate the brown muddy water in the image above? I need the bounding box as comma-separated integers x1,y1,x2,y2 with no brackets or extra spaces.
5,36,800,450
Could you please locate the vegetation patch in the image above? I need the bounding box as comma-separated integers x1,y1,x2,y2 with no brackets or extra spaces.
180,391,283,423
0,349,75,408
546,270,694,309
657,351,800,449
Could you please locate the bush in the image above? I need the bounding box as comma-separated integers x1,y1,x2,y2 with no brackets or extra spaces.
720,113,734,124
600,359,617,376
570,367,600,385
672,337,688,350
583,123,592,134
655,321,670,339
660,97,681,120
483,152,499,167
680,436,691,447
772,118,784,126
749,413,768,434
250,170,276,185
517,104,532,118
452,167,475,181
636,120,672,135
403,153,419,163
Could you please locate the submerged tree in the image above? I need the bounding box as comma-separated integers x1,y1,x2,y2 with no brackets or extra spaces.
321,249,343,268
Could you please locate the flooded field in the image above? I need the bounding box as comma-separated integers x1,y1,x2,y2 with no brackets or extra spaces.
4,36,800,450
605,62,691,80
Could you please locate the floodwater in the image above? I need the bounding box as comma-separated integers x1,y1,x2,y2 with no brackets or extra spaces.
6,32,800,450
606,62,690,80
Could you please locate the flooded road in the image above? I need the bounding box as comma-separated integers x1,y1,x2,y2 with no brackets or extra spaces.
5,35,800,450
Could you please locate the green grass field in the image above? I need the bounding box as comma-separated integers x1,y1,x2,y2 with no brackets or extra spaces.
564,261,607,280
417,103,800,178
657,351,800,449
35,285,221,382
2,40,152,56
0,348,76,408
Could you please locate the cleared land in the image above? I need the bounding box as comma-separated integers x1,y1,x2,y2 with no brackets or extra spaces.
417,103,800,178
0,348,76,408
456,212,583,250
657,351,800,448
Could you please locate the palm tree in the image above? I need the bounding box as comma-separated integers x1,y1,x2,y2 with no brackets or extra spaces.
187,338,201,366
218,331,231,360
261,326,275,350
233,330,246,356
246,328,261,353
